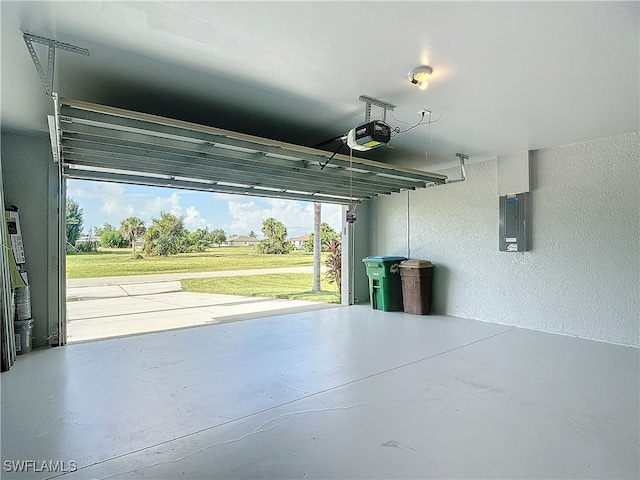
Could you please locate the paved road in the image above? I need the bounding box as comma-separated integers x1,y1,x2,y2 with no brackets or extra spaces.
67,266,317,287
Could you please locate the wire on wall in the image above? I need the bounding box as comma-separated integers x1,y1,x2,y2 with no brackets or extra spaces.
407,189,411,259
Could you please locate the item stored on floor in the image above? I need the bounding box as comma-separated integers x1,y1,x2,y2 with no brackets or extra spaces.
5,208,29,288
14,318,33,354
362,256,406,311
14,286,31,320
399,260,434,315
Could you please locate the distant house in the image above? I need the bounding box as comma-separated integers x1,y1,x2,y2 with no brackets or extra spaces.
226,235,259,247
291,234,311,250
75,234,99,245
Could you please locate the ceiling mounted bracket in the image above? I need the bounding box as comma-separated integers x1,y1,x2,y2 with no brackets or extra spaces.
359,95,396,123
22,32,90,96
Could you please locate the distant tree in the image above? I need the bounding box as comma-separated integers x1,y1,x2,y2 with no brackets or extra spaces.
95,223,114,237
143,212,187,256
101,230,128,249
97,223,127,248
256,217,292,254
304,222,339,253
187,227,213,252
211,229,227,247
65,197,84,247
249,231,256,238
120,217,146,257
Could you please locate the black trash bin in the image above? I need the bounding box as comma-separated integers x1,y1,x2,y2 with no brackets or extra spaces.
399,260,433,315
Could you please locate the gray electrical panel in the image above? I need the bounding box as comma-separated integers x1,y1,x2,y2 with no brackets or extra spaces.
499,193,530,252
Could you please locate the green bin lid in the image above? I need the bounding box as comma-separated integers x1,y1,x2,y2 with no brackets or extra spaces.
363,256,406,262
399,259,433,268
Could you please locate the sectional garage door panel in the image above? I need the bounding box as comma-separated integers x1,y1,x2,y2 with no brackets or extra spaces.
54,97,447,204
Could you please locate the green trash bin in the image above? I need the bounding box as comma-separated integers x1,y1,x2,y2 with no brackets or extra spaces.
362,256,406,311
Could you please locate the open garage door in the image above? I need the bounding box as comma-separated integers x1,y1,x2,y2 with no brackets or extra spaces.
48,95,447,343
52,97,446,203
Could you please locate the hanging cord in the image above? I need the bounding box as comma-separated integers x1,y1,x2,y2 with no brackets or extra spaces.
347,148,358,217
349,147,353,206
387,109,414,128
390,109,426,135
418,118,435,162
389,111,444,137
348,146,355,304
425,114,434,148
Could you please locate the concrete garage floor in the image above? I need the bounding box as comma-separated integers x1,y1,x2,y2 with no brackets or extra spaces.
2,307,638,479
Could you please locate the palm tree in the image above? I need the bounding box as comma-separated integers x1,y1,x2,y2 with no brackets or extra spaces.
120,217,146,257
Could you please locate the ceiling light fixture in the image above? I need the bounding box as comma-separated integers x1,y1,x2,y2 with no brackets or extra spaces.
408,65,433,90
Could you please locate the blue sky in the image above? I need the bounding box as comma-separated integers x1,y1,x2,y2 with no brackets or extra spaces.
67,179,343,240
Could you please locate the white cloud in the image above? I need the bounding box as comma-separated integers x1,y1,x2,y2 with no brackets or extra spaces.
183,205,208,230
66,184,98,200
226,198,343,238
322,203,343,232
67,182,136,225
144,192,183,218
226,200,261,236
142,193,209,230
99,184,136,217
68,179,344,237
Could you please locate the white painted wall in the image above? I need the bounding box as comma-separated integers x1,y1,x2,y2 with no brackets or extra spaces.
369,133,639,347
2,131,58,348
342,201,371,305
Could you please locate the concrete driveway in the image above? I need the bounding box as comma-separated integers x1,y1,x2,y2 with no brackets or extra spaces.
66,267,339,343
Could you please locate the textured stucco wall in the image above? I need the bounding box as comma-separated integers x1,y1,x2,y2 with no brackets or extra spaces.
369,133,639,347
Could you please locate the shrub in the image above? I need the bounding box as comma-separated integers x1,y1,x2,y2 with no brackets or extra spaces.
100,230,128,248
74,240,98,253
303,223,339,253
324,238,341,296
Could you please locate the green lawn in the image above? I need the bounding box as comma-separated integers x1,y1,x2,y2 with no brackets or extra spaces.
67,246,339,304
66,246,324,279
181,273,341,304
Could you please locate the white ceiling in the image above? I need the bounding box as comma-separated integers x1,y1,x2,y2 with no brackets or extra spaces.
1,1,638,170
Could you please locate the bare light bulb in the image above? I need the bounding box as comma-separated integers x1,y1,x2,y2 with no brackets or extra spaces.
408,65,433,90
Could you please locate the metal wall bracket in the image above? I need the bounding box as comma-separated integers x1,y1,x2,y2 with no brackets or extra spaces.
447,153,468,184
359,95,396,123
22,32,89,96
455,153,469,174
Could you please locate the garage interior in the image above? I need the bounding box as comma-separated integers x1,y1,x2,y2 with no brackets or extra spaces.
1,2,638,479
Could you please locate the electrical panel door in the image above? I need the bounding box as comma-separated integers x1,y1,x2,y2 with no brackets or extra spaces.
499,193,530,252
